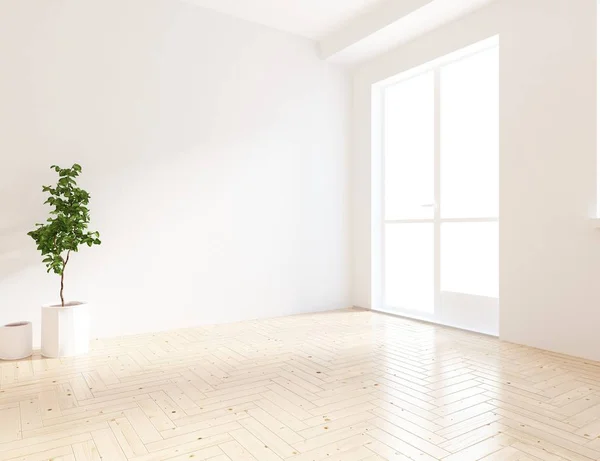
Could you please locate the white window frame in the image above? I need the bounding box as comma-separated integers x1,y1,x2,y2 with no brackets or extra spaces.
371,36,500,331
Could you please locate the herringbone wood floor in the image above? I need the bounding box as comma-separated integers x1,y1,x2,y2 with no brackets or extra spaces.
1,309,600,461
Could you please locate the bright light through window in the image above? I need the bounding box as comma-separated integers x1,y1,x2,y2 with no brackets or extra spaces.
379,38,499,318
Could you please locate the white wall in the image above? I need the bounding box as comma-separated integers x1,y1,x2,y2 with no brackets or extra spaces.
0,0,351,346
352,0,600,361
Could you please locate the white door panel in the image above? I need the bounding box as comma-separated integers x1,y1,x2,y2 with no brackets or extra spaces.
380,42,499,336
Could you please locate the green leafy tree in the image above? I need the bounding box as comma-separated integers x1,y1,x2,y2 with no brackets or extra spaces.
28,164,101,306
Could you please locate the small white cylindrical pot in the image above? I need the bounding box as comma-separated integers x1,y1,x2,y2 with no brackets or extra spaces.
41,302,91,358
0,321,33,360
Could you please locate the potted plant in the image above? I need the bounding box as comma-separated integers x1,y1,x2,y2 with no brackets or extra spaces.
28,164,101,358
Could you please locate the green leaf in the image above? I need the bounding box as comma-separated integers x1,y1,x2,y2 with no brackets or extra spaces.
28,163,101,295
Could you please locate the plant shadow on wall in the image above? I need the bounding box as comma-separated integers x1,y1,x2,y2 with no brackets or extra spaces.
0,170,54,280
27,164,101,358
0,226,37,278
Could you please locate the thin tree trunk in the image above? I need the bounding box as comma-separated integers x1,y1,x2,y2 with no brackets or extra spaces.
60,251,71,307
60,271,65,307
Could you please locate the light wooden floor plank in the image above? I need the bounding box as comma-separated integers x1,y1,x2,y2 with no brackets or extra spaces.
0,309,600,460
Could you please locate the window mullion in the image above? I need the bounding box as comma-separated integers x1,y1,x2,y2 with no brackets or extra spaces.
433,68,441,314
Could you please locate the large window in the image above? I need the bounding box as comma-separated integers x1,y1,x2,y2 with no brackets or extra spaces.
374,38,499,335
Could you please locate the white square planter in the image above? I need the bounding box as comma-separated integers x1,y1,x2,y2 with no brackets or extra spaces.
41,302,91,358
0,321,33,360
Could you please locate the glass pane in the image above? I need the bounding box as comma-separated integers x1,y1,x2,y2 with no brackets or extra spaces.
384,72,435,220
440,47,499,219
385,223,434,312
441,222,498,298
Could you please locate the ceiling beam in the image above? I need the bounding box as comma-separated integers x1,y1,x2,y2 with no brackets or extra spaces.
318,0,434,60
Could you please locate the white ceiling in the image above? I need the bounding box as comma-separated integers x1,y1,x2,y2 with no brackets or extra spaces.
328,0,496,64
184,0,497,64
183,0,387,40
